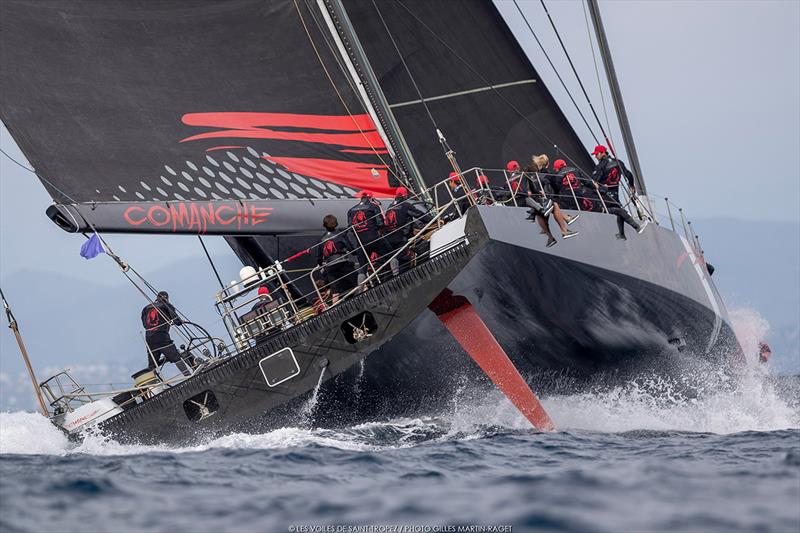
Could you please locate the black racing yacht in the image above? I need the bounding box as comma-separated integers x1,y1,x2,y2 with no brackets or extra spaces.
0,0,742,443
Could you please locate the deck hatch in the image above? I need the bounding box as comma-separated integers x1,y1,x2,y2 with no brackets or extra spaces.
259,347,301,387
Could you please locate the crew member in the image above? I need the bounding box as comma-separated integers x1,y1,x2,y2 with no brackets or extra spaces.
553,159,597,212
312,279,332,315
590,145,636,206
318,214,358,304
475,174,494,204
383,187,432,273
584,148,648,239
348,191,385,270
592,176,648,240
141,291,191,376
525,155,579,246
447,172,473,215
250,286,275,342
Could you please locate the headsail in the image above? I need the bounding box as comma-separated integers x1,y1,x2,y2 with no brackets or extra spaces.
0,0,400,226
342,0,594,183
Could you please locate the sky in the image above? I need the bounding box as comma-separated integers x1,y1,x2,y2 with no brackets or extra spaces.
1,0,798,408
497,0,800,222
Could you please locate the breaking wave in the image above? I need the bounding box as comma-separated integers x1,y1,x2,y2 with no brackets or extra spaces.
1,307,796,456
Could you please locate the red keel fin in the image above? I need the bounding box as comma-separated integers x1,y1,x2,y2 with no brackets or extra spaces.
429,289,555,432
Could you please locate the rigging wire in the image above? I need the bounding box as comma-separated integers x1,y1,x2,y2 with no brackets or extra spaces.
511,0,600,146
0,148,35,174
291,0,409,189
1,148,74,205
581,0,617,157
370,0,438,134
198,236,226,291
538,0,616,154
392,0,590,173
0,148,201,344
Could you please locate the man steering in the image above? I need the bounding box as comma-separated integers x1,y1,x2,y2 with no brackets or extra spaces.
141,291,191,376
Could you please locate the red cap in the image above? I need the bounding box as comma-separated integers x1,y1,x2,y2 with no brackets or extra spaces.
359,190,374,198
553,159,567,171
477,174,489,186
591,145,607,156
258,286,270,296
448,171,460,182
506,160,520,172
395,186,408,198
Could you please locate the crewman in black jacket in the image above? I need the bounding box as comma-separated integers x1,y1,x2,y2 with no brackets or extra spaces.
317,214,358,303
141,291,191,376
347,191,385,269
553,159,597,212
590,145,635,205
588,147,648,240
383,187,432,273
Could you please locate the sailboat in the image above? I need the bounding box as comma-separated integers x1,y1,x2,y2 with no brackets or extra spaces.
0,0,741,443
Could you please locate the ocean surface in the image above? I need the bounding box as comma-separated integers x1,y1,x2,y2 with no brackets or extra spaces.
1,311,799,533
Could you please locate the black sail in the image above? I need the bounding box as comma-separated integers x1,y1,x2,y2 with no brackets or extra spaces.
343,0,593,183
0,0,401,232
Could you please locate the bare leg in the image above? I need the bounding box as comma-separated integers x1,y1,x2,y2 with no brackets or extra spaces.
536,214,554,238
552,204,569,234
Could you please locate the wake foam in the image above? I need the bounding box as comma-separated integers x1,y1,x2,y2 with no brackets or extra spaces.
439,306,797,433
1,307,795,456
0,411,69,455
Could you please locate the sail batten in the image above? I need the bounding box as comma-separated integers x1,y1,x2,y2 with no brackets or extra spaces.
388,79,538,109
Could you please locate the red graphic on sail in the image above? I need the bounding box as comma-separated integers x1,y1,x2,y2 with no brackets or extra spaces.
180,112,396,197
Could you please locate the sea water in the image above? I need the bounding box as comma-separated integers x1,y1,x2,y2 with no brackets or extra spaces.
1,309,798,533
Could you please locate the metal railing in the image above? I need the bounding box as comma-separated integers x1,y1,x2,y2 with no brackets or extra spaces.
450,166,705,255
41,165,709,432
212,173,475,351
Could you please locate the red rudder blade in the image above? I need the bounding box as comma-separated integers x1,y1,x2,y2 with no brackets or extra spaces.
428,289,555,432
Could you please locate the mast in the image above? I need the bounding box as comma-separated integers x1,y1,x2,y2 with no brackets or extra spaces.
318,0,428,198
585,0,648,197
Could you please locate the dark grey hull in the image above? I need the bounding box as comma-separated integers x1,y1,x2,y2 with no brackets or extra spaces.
93,206,741,442
95,218,487,445
314,206,743,423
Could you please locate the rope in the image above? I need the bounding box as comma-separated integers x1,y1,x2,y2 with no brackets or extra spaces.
511,0,600,146
393,0,592,175
538,0,616,153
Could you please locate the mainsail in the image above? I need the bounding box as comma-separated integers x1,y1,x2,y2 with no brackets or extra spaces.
2,0,592,235
226,0,598,287
0,0,407,233
342,0,594,183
